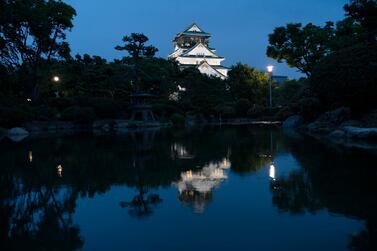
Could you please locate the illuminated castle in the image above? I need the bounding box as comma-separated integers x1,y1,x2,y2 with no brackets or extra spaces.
169,23,229,79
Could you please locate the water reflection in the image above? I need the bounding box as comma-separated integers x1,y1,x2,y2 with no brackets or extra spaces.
175,158,230,213
269,135,377,251
171,143,195,160
0,127,376,250
269,164,276,180
56,164,63,177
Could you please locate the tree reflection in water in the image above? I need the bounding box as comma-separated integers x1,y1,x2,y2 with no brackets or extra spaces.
0,159,83,250
269,135,377,251
0,127,375,250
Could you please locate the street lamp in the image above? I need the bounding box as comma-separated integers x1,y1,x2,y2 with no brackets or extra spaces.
266,65,274,110
53,76,60,82
52,75,61,97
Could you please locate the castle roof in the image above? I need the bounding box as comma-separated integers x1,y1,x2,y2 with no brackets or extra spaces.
176,23,211,37
181,42,222,58
197,61,227,79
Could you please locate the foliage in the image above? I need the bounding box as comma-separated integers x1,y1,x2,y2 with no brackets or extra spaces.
310,43,377,114
273,78,306,106
267,22,334,77
178,68,229,115
344,0,377,42
227,63,270,106
61,106,96,123
115,33,158,59
0,0,76,99
235,98,251,116
0,0,76,68
0,104,30,128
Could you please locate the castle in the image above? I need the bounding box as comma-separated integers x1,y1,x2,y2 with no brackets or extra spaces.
168,23,229,79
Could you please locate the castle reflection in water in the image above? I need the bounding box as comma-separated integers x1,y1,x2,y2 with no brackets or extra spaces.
174,153,231,213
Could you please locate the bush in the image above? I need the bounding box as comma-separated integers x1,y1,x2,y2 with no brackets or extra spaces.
91,98,122,118
30,105,58,120
48,97,76,112
61,106,96,123
154,101,183,117
247,104,266,118
274,78,306,106
170,113,185,127
310,43,377,114
274,106,295,121
0,105,30,128
235,99,252,116
215,104,236,118
298,97,321,121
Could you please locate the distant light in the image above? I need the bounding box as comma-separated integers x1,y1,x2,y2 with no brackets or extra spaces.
267,65,274,73
269,164,276,180
53,76,60,82
26,98,32,102
56,164,63,177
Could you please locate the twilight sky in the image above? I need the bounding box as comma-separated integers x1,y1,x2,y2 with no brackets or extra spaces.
64,0,348,78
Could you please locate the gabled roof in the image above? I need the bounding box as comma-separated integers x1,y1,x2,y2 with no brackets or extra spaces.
181,42,220,58
197,61,227,79
177,23,211,37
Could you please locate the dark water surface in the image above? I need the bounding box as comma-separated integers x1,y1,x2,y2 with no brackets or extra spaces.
1,127,376,251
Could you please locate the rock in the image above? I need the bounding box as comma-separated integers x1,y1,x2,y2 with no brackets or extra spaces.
340,120,362,128
93,120,112,132
114,120,129,129
306,107,351,134
329,129,346,139
343,126,377,140
8,127,29,136
24,121,78,133
283,115,303,129
7,127,29,142
306,121,334,134
317,107,351,125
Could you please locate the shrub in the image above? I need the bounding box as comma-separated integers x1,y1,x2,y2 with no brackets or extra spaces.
247,104,266,118
30,105,58,121
235,99,252,116
61,106,96,123
0,105,30,128
310,43,377,115
48,97,76,112
215,104,236,118
298,97,321,121
90,98,122,118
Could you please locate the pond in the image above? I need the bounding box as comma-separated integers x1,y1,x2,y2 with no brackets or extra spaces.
0,127,376,251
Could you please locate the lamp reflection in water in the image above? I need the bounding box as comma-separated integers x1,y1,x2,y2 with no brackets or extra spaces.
174,158,230,213
171,143,194,160
28,151,33,163
56,164,63,177
269,164,276,180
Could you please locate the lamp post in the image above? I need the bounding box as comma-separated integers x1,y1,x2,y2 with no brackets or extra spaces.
266,65,274,110
52,75,60,97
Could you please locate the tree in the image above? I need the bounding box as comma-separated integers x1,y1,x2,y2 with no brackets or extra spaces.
115,33,158,91
310,43,377,114
115,33,158,60
267,22,334,77
227,63,270,106
344,0,377,42
331,17,365,50
0,0,76,99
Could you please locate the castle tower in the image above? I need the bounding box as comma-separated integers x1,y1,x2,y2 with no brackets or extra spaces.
168,23,229,79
